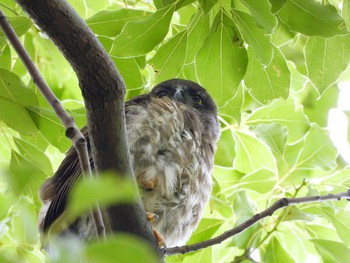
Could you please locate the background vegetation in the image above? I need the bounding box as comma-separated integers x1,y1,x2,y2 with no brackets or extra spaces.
1,0,350,262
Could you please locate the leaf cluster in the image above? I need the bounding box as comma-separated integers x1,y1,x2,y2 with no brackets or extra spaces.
1,0,350,262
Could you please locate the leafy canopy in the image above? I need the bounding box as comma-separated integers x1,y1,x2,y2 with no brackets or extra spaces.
1,0,350,262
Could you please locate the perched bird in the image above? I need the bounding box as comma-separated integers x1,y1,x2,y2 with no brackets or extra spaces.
38,79,220,247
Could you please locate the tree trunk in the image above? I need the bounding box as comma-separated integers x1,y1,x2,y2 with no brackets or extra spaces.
16,0,163,260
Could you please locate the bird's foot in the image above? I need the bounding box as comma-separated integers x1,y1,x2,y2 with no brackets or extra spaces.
138,176,158,191
146,212,165,248
146,212,159,223
153,227,166,248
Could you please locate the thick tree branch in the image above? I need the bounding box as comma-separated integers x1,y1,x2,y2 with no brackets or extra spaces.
166,190,350,255
0,7,106,240
13,0,162,259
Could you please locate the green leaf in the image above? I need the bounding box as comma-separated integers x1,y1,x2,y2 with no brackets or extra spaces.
110,6,174,57
343,0,350,30
13,137,52,176
186,11,210,63
195,13,248,107
269,0,287,13
312,239,350,263
232,130,277,174
214,129,236,167
154,0,195,9
218,83,244,122
247,98,310,143
241,0,277,32
113,57,144,90
229,192,260,248
254,123,288,156
303,85,338,127
86,9,151,37
9,150,46,193
264,237,295,263
0,69,38,135
240,168,276,194
0,16,32,37
214,166,244,196
188,218,223,244
295,125,338,170
148,30,187,82
199,0,218,14
27,106,70,152
84,235,159,263
244,46,290,103
68,175,137,219
305,35,350,95
0,45,11,70
305,224,339,241
232,10,273,65
283,206,316,222
322,208,350,245
278,0,348,37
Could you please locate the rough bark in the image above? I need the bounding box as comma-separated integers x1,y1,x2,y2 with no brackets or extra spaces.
15,0,162,259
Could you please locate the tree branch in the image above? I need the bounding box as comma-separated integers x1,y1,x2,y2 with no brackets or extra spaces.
0,7,106,240
12,0,162,259
165,190,350,255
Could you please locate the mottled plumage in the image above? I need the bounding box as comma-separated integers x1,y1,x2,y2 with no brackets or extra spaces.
39,79,220,247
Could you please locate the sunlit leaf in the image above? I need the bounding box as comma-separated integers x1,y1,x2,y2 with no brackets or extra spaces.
278,0,348,37
244,46,290,103
269,0,287,13
9,150,46,193
84,235,159,263
312,239,350,263
305,35,350,95
254,123,288,156
322,208,350,245
232,10,273,65
86,9,151,37
27,106,70,152
343,0,350,30
113,57,144,90
0,69,38,135
111,6,174,57
240,168,276,194
232,130,277,174
0,16,32,37
195,12,247,107
198,0,218,14
214,129,236,167
186,11,210,63
0,45,11,70
13,137,53,176
241,0,277,32
302,85,339,127
68,175,138,218
264,237,295,263
247,98,310,143
188,218,223,244
295,125,338,170
149,31,187,82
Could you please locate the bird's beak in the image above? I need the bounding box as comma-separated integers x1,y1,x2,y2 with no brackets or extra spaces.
174,88,184,102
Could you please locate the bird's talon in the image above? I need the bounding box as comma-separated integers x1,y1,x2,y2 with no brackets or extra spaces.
153,228,166,248
147,212,159,223
138,177,157,191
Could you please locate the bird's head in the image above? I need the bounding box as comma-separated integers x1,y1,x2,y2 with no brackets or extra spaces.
150,79,218,115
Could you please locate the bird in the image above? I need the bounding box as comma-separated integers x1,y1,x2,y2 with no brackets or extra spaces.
38,78,221,247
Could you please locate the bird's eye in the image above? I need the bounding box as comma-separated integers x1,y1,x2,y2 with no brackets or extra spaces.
156,90,167,98
192,95,203,105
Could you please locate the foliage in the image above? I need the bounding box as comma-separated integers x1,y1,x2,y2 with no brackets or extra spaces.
1,0,350,262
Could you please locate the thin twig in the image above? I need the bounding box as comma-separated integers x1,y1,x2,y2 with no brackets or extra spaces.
0,8,106,240
165,189,350,255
